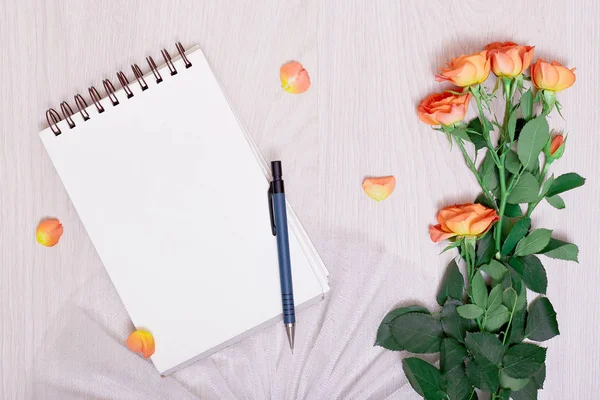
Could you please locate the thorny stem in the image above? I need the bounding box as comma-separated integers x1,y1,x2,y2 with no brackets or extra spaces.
494,79,514,254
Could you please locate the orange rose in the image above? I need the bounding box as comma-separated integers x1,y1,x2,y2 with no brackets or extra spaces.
429,203,499,243
485,41,534,77
531,59,576,92
417,92,471,126
435,51,491,87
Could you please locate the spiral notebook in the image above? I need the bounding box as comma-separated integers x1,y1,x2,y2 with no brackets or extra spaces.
39,43,329,375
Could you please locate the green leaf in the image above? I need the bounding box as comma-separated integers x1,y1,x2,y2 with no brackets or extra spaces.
539,238,579,262
440,337,468,373
471,273,487,308
457,304,484,319
509,256,548,294
479,152,499,191
465,358,499,392
442,300,477,343
474,193,495,209
503,265,523,295
389,313,444,353
502,288,518,310
442,366,473,400
515,277,528,310
525,297,559,342
376,305,430,349
465,332,504,365
402,358,446,400
503,203,522,218
545,172,585,198
441,241,462,254
452,128,470,141
466,118,488,151
517,117,549,169
545,195,565,209
525,152,540,175
437,260,464,306
507,111,517,142
499,369,529,391
507,172,540,204
476,232,495,266
510,380,539,400
505,150,521,175
484,304,510,332
514,229,552,257
481,260,508,281
487,284,504,311
502,343,547,379
507,307,527,345
520,89,533,120
501,217,531,256
532,364,546,389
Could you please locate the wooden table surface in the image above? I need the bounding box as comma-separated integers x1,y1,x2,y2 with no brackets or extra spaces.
1,0,598,398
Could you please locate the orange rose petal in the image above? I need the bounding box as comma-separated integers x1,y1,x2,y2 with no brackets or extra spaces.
126,330,155,358
280,61,311,94
550,135,564,155
36,218,63,247
429,224,458,243
362,176,396,201
470,213,500,235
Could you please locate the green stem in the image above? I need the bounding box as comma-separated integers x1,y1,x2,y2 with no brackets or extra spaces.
455,138,497,210
501,78,513,143
495,157,507,253
494,80,514,254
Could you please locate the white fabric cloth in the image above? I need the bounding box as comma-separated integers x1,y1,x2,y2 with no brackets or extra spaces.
34,240,435,399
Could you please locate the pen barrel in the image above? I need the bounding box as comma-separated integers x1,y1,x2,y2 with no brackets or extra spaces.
273,193,296,324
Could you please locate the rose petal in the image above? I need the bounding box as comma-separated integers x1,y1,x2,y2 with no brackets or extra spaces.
126,330,155,358
429,224,458,243
280,61,311,94
36,218,63,247
362,176,396,201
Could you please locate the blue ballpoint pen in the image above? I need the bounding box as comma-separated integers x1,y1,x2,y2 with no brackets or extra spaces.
268,160,296,353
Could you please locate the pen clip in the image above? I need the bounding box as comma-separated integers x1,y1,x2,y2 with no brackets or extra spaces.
268,182,277,236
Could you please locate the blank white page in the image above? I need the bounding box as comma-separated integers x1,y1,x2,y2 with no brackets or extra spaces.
39,47,328,374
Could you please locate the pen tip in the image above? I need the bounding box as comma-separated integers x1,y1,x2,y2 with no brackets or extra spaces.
285,323,295,354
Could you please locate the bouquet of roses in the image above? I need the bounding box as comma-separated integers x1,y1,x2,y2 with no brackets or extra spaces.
376,42,583,400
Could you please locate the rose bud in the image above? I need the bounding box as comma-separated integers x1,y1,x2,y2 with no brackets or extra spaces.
417,92,471,126
429,203,499,243
545,133,566,160
435,51,490,87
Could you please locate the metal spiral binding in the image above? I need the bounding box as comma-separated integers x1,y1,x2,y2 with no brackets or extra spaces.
103,79,120,106
44,42,191,136
60,101,76,128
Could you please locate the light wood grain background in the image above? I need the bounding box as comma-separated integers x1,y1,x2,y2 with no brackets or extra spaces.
1,0,599,398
